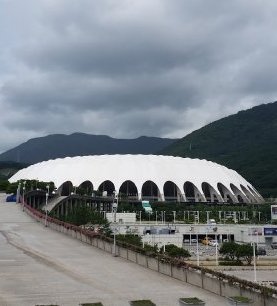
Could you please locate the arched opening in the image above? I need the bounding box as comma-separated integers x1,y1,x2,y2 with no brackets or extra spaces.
59,181,73,196
141,180,159,201
237,195,244,203
240,185,257,203
247,185,262,200
78,181,93,196
163,181,182,202
202,182,221,203
119,180,138,200
184,181,202,202
217,183,236,204
230,184,247,203
98,180,115,197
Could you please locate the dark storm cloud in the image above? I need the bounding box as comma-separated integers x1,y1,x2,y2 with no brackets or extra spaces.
1,0,277,152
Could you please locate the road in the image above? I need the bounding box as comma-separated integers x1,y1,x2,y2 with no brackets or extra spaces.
0,193,227,306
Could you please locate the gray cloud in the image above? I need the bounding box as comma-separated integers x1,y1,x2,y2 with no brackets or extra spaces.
1,0,277,153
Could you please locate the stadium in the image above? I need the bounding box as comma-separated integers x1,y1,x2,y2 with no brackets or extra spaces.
9,154,263,204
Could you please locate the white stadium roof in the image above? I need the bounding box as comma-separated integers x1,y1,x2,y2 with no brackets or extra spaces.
9,154,263,203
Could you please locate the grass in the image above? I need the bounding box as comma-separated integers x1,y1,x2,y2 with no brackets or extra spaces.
179,297,205,304
130,300,156,306
229,296,252,303
79,303,104,306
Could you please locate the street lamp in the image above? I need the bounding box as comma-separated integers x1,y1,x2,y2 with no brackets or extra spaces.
112,190,118,223
45,185,49,227
253,240,257,282
196,234,200,266
22,181,26,211
16,182,21,204
112,225,118,257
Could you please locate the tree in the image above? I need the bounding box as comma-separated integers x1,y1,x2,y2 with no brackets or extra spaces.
161,244,191,258
236,244,253,265
219,242,239,261
116,234,142,247
0,180,10,192
64,204,108,226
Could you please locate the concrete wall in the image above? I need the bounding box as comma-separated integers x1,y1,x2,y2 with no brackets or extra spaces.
172,266,186,282
158,261,172,276
106,212,136,223
25,206,277,306
202,274,221,295
186,269,202,288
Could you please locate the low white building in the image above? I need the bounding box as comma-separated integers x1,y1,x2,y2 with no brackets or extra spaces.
106,212,136,223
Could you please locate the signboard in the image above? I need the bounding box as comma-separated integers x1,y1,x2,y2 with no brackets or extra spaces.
271,205,277,220
248,227,263,236
264,227,277,236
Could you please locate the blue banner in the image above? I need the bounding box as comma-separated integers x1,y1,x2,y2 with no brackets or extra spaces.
264,227,277,236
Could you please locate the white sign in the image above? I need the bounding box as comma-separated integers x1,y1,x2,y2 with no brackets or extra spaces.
271,205,277,220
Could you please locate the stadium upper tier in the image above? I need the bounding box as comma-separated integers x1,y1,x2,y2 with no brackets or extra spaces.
9,154,263,203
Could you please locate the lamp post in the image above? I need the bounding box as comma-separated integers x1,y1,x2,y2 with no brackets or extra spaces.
196,234,200,266
253,240,257,282
16,182,21,204
45,185,49,227
112,225,118,257
215,236,218,266
113,190,118,223
22,181,26,211
111,190,118,256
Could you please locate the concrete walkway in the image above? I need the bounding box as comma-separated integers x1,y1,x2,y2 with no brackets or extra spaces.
0,194,227,306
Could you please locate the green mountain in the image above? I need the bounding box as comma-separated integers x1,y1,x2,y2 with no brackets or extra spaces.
0,161,27,180
0,133,178,165
161,101,277,197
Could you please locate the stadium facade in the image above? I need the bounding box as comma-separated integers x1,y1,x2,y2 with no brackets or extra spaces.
9,154,263,203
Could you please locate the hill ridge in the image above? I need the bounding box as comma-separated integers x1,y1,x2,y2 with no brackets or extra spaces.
0,133,178,164
161,101,277,197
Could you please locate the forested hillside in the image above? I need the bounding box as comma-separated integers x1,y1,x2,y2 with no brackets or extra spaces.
0,133,177,164
0,161,27,180
162,102,277,197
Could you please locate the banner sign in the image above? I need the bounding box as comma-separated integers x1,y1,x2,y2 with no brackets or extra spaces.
264,227,277,236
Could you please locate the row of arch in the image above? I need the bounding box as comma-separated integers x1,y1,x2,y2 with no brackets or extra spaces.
58,179,263,204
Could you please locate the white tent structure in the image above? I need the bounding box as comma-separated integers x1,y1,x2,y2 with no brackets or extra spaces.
9,154,263,203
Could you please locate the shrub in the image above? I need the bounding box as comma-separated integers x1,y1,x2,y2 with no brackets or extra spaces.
130,300,156,306
219,260,243,266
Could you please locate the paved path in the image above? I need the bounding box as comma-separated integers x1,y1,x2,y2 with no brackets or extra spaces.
0,193,227,306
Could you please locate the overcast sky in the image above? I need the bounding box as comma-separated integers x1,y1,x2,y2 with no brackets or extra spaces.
1,0,277,153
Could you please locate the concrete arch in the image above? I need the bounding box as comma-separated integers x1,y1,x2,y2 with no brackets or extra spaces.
78,180,93,195
240,184,257,203
58,181,73,196
119,180,138,199
163,181,183,202
141,180,161,201
202,182,222,203
98,180,115,197
184,181,204,202
247,185,263,201
217,183,237,203
230,184,248,203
